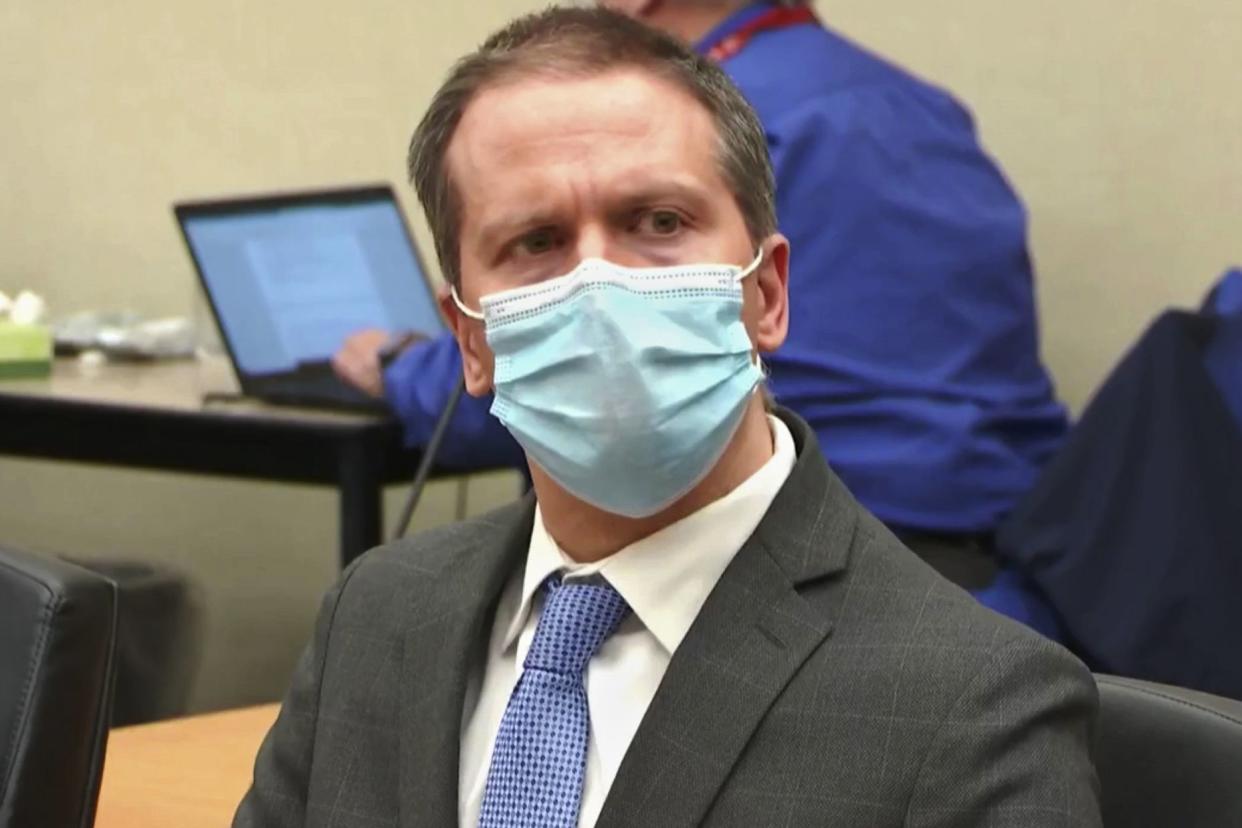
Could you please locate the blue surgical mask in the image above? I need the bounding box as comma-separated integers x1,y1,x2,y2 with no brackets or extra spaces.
453,250,765,517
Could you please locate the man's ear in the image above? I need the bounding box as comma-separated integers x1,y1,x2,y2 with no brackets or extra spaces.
440,288,494,397
754,233,790,354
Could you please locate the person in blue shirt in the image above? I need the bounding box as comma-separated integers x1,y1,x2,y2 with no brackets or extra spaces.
334,0,1067,569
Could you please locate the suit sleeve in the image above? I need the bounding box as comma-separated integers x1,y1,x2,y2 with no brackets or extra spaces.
904,635,1102,827
381,331,525,469
231,567,356,827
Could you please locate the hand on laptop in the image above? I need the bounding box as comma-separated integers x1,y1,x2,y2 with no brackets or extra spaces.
333,329,424,399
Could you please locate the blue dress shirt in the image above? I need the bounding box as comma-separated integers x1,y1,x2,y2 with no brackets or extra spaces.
383,2,1068,533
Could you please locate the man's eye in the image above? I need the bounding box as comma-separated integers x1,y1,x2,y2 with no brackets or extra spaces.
639,210,684,236
519,229,557,255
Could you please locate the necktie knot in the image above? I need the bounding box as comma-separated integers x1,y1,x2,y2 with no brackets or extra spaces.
523,577,630,677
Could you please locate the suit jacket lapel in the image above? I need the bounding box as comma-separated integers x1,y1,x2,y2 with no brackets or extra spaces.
398,498,534,828
597,409,859,827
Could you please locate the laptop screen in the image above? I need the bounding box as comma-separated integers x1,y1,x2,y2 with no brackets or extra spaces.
179,188,444,378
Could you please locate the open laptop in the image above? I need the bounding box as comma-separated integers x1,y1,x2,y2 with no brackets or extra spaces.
175,184,445,412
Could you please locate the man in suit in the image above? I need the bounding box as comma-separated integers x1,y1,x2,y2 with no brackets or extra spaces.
335,0,1069,593
236,8,1099,827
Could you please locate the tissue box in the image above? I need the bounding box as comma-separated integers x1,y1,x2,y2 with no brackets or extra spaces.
0,322,52,379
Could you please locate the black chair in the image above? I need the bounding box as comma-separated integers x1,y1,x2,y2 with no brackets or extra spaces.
0,546,118,827
1096,674,1242,827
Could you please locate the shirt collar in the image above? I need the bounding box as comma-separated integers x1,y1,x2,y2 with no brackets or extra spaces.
694,1,780,56
503,414,798,656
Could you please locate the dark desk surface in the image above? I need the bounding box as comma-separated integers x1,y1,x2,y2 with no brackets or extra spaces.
0,357,422,566
0,355,388,426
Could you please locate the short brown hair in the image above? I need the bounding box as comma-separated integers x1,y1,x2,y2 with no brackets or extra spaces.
407,6,777,289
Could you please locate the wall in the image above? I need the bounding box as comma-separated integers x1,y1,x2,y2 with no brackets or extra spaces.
1,0,1239,710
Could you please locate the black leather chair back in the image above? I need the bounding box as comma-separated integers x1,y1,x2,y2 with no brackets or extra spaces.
0,546,118,827
1096,674,1242,827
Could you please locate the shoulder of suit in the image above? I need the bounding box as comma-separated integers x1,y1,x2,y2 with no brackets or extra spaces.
340,496,531,589
841,509,1073,658
804,512,1094,720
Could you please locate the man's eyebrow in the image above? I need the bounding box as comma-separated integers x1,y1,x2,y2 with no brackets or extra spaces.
609,177,714,209
475,208,561,251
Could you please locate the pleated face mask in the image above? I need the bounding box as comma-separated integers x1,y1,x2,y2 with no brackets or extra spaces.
454,250,764,517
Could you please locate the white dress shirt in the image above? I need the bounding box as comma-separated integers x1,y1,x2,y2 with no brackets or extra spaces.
459,415,796,827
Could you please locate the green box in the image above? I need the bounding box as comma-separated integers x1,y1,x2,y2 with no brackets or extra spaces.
0,322,52,379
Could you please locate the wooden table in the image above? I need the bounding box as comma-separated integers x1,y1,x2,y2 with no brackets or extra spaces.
95,703,279,827
0,357,423,567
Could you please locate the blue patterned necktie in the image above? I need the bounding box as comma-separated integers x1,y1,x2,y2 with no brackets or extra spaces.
478,576,631,828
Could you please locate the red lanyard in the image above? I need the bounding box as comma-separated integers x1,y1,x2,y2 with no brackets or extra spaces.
704,6,819,62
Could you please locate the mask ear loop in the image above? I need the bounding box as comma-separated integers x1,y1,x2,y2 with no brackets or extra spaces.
732,248,768,370
451,286,486,322
735,247,765,282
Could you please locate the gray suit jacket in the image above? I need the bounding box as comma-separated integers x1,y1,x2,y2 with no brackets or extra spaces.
235,410,1101,827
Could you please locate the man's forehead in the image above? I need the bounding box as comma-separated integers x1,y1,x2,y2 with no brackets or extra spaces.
446,68,716,181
